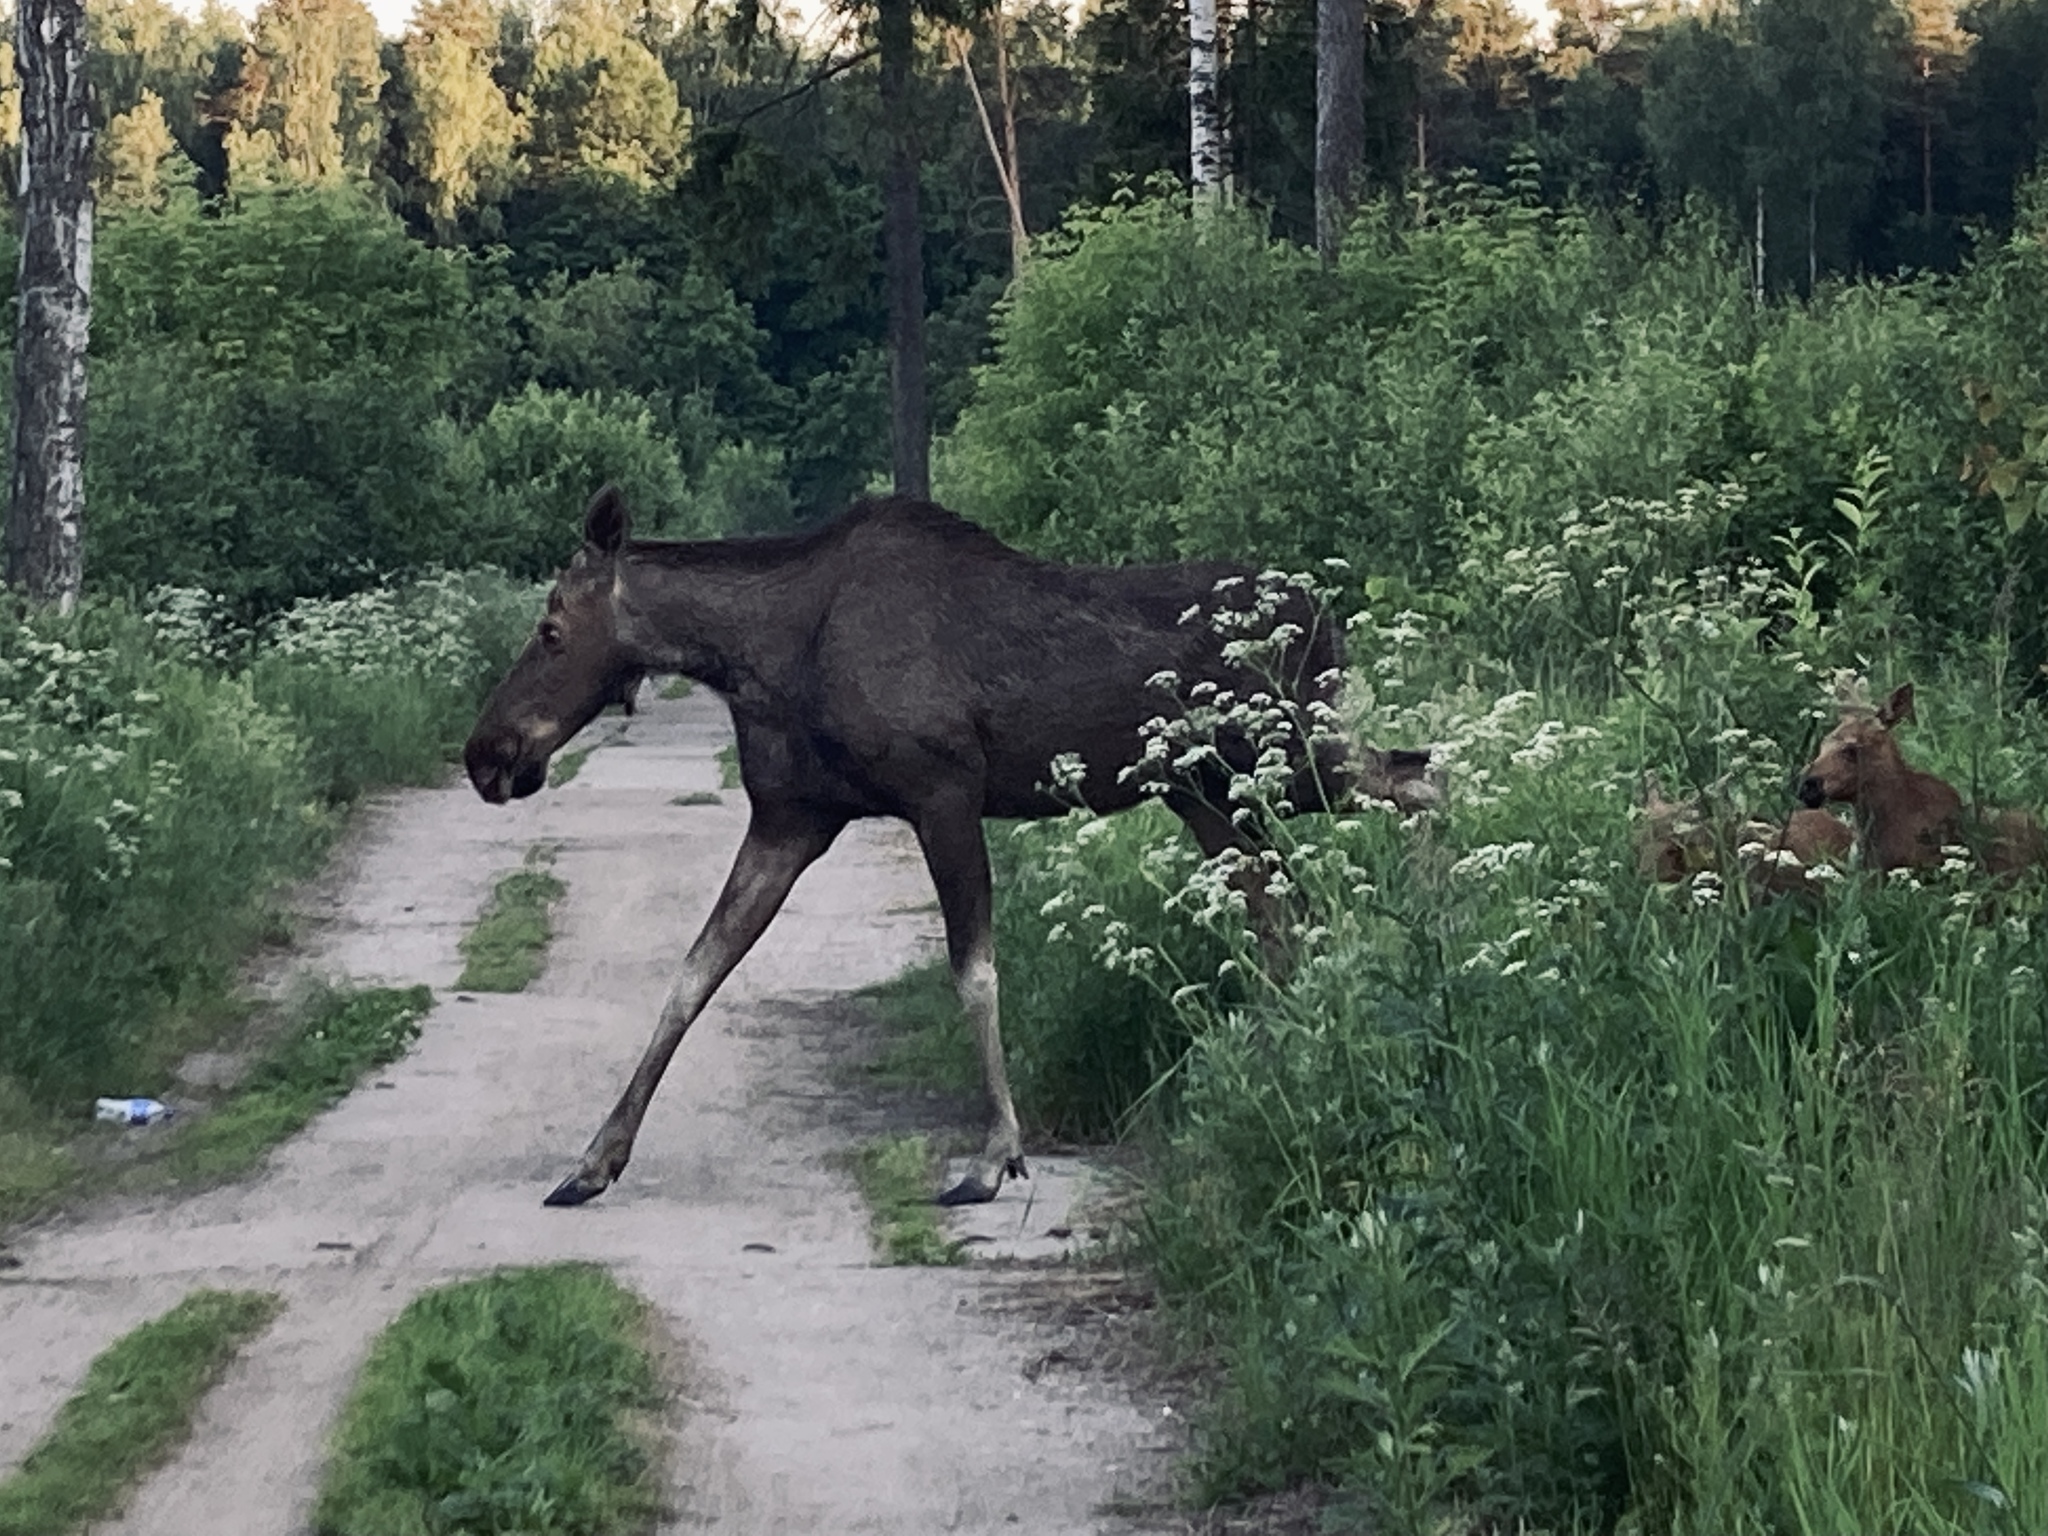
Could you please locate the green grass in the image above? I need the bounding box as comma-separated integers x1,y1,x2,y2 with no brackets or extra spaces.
668,791,722,808
0,1078,80,1230
163,986,435,1185
312,1264,664,1536
715,742,740,790
0,1289,283,1536
862,961,979,1100
657,676,693,700
0,986,434,1228
852,1135,964,1266
456,850,565,992
547,745,596,788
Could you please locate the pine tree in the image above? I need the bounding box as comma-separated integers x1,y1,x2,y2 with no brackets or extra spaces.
521,0,685,185
399,0,518,229
234,0,385,185
97,88,199,207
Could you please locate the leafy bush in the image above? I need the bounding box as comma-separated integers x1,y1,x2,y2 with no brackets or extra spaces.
0,571,535,1109
980,529,2048,1532
430,386,701,577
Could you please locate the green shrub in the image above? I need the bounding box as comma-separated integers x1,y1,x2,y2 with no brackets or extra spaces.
432,386,702,576
0,571,536,1112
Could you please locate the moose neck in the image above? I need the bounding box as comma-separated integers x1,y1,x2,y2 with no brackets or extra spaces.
1856,750,1964,871
612,537,817,705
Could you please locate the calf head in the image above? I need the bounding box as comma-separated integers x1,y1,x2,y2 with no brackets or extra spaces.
465,487,646,803
1798,683,1914,811
1358,746,1443,814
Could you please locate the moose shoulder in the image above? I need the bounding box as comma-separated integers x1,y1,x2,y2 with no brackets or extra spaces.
465,486,1432,1208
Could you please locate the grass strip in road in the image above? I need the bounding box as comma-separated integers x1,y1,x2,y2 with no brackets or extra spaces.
0,1289,283,1536
313,1264,663,1536
854,1135,965,1266
164,985,434,1186
456,848,565,992
547,745,596,788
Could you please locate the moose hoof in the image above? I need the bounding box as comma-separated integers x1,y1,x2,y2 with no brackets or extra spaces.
935,1174,1000,1207
543,1171,611,1208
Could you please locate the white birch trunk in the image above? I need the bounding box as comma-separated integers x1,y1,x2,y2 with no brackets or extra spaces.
6,0,93,612
1189,0,1223,204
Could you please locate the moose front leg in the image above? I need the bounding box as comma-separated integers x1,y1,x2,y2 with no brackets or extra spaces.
915,799,1028,1206
545,806,845,1207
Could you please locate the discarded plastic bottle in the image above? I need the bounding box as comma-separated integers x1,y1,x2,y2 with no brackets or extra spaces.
95,1097,173,1125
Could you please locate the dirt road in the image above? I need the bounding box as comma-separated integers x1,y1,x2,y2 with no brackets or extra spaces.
0,689,1183,1533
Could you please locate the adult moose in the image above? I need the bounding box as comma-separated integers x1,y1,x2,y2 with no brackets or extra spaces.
465,487,1431,1208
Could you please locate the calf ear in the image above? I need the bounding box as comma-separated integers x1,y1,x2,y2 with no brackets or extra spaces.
583,485,632,555
1877,682,1916,729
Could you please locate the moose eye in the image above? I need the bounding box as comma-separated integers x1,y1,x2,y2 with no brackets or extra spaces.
538,619,564,651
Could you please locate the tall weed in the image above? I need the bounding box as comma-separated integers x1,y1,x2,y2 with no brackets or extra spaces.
0,570,535,1110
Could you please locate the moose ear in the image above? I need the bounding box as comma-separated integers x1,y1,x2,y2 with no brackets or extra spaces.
1877,683,1916,729
583,485,631,555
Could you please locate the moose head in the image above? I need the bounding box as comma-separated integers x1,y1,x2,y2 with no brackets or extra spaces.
464,487,646,804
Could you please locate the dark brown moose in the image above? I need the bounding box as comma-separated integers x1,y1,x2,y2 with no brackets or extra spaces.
1797,683,2046,877
465,487,1432,1208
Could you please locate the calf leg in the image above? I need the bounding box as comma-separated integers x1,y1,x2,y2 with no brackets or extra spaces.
915,799,1028,1206
545,805,846,1207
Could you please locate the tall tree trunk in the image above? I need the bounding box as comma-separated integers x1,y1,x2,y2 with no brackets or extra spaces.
1314,0,1364,265
879,0,928,497
1188,0,1222,203
994,9,1024,265
7,0,93,614
1807,184,1816,295
1920,60,1934,220
1751,184,1765,306
953,24,1027,277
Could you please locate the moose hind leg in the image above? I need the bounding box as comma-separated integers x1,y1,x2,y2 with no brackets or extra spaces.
545,806,845,1207
914,800,1026,1206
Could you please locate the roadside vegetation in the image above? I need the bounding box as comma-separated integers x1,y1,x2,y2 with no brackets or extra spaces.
852,1135,965,1266
313,1264,663,1536
0,574,533,1230
163,986,435,1186
0,1289,282,1536
456,850,566,992
904,183,2048,1531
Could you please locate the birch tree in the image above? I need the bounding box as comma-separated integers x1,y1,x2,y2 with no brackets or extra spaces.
1188,0,1221,200
7,0,93,612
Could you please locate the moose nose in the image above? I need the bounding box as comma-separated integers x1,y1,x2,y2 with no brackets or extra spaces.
465,729,522,804
1796,777,1826,809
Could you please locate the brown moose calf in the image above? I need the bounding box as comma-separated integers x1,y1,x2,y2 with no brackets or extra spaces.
1636,774,1853,898
1796,684,2046,878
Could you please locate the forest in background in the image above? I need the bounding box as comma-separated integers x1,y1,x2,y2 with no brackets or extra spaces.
8,0,2048,1527
3,0,2048,610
